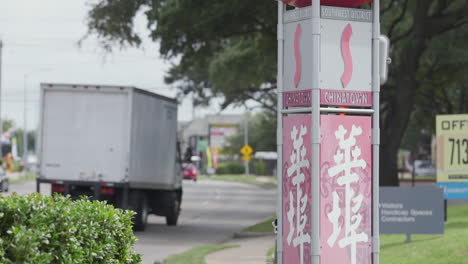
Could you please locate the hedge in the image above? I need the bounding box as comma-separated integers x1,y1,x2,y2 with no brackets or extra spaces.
252,160,268,176
216,162,245,174
0,193,141,264
217,161,269,175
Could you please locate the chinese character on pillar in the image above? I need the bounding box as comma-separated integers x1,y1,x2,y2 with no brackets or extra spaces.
320,115,372,264
283,115,312,264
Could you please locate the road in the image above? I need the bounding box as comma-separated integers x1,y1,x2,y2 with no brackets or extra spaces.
4,179,277,264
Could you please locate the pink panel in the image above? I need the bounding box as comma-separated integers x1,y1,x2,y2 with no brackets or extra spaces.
284,90,312,107
320,115,372,264
283,115,312,264
320,90,372,107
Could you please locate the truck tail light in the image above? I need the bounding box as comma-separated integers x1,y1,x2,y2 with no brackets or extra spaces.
52,184,65,193
100,188,114,195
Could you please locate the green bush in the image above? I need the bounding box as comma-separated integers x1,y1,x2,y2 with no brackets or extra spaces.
0,193,141,264
252,160,268,176
216,162,245,174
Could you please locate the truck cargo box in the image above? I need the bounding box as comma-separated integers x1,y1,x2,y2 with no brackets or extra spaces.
38,83,181,190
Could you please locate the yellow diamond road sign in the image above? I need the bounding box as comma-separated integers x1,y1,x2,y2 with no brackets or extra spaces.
242,155,252,161
240,144,253,156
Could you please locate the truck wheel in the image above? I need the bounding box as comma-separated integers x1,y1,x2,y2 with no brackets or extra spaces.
166,192,180,226
130,191,148,231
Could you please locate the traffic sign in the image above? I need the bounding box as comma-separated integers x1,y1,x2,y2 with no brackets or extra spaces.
240,144,253,156
242,155,252,161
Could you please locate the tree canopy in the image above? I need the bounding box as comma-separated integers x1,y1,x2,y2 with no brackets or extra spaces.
222,111,277,156
85,0,468,186
86,0,277,110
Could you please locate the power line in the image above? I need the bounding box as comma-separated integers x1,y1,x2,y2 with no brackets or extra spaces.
5,42,160,60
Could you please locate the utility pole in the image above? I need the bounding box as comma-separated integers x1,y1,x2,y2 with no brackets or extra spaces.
244,114,249,176
192,92,195,121
22,68,51,173
0,39,3,159
23,74,27,172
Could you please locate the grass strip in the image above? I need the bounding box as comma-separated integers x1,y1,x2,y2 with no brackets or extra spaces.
267,247,275,263
9,172,36,184
380,203,468,264
199,174,276,187
163,245,238,264
242,216,276,233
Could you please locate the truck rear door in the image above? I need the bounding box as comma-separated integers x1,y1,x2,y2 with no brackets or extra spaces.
40,88,129,183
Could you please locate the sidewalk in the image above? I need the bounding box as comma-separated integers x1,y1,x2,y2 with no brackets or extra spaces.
205,234,275,264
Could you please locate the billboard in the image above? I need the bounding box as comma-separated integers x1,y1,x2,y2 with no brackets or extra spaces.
208,124,239,151
436,114,468,182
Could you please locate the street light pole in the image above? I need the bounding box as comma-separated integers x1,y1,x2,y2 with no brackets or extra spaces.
0,39,3,159
23,74,28,167
22,68,51,172
244,114,249,176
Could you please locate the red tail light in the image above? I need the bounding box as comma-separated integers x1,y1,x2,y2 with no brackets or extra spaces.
52,185,65,193
100,188,114,195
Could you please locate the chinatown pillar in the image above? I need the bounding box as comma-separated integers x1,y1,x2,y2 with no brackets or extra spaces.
276,1,382,264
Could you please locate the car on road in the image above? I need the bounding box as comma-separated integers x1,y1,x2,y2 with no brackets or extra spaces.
414,160,436,176
0,168,8,192
182,163,198,181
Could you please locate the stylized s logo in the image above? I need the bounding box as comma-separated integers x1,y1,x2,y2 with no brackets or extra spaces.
341,24,353,88
294,24,301,88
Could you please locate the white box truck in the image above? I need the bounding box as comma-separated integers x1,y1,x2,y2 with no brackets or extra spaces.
36,83,182,230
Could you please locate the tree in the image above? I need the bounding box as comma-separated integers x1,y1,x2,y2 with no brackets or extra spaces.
2,120,14,132
85,0,277,110
11,129,36,157
85,0,468,186
223,112,277,155
379,0,468,185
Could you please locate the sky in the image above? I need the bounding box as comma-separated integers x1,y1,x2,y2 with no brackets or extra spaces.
0,0,252,131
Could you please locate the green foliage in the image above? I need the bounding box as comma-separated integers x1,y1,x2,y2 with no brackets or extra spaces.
216,162,244,175
0,193,141,264
267,247,275,263
13,129,36,157
224,112,277,155
242,216,276,233
199,174,277,187
252,160,268,176
9,172,36,184
86,0,277,110
2,120,14,133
